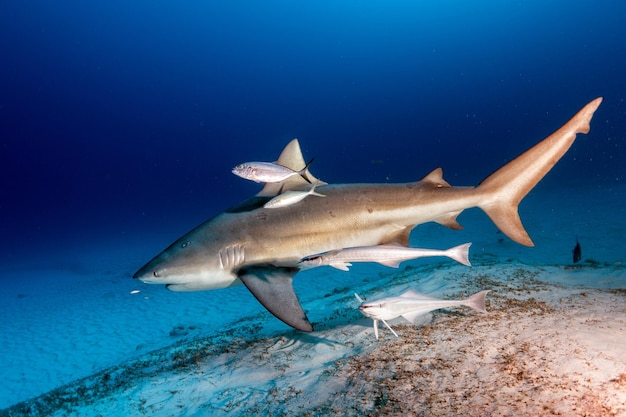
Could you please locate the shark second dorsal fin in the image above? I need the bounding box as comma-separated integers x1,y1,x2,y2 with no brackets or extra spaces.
238,265,313,332
257,139,327,197
420,168,451,188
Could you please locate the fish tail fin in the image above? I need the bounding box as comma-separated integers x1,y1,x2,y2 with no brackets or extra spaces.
448,242,472,266
476,98,602,247
309,181,326,197
462,290,490,314
299,157,315,183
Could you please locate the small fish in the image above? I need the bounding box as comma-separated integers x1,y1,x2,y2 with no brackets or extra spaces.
263,183,326,209
299,243,472,271
130,290,141,295
232,158,314,184
573,237,582,263
355,289,489,340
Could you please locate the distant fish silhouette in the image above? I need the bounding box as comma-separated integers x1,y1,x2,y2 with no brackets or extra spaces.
572,237,582,263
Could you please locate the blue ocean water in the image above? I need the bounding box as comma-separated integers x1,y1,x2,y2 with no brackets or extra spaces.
0,1,625,412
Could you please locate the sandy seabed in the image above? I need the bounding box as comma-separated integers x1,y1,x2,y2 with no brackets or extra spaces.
5,263,625,417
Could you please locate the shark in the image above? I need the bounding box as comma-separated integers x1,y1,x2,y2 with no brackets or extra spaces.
133,97,602,332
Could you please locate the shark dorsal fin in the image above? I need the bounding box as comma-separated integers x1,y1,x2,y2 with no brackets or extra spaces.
257,139,327,197
420,168,451,188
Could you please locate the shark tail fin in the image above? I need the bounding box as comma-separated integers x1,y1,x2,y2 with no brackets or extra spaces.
476,98,602,246
462,290,490,314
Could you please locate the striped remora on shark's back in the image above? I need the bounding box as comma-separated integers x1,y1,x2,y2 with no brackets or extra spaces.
133,98,602,332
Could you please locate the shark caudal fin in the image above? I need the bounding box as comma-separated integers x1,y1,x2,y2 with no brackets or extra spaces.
476,98,602,246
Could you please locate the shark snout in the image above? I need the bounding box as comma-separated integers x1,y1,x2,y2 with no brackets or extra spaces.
132,259,166,283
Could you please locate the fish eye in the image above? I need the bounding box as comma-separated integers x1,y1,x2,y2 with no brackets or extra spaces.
235,164,243,169
153,271,159,277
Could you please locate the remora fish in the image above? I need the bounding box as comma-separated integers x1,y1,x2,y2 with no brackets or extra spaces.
134,98,602,332
298,242,472,271
232,158,315,183
355,289,490,340
263,183,326,209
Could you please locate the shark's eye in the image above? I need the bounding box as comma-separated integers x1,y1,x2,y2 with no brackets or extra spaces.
153,271,159,277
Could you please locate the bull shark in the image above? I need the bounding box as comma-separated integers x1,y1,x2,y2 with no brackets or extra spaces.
133,98,602,332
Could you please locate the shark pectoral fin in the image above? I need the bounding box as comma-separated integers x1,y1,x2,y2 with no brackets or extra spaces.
238,265,313,332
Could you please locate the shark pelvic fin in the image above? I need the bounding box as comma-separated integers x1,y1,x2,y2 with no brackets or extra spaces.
257,139,327,197
380,225,413,246
238,265,313,332
433,211,463,230
477,97,602,246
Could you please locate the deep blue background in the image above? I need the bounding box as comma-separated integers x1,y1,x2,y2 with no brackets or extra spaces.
1,1,624,268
